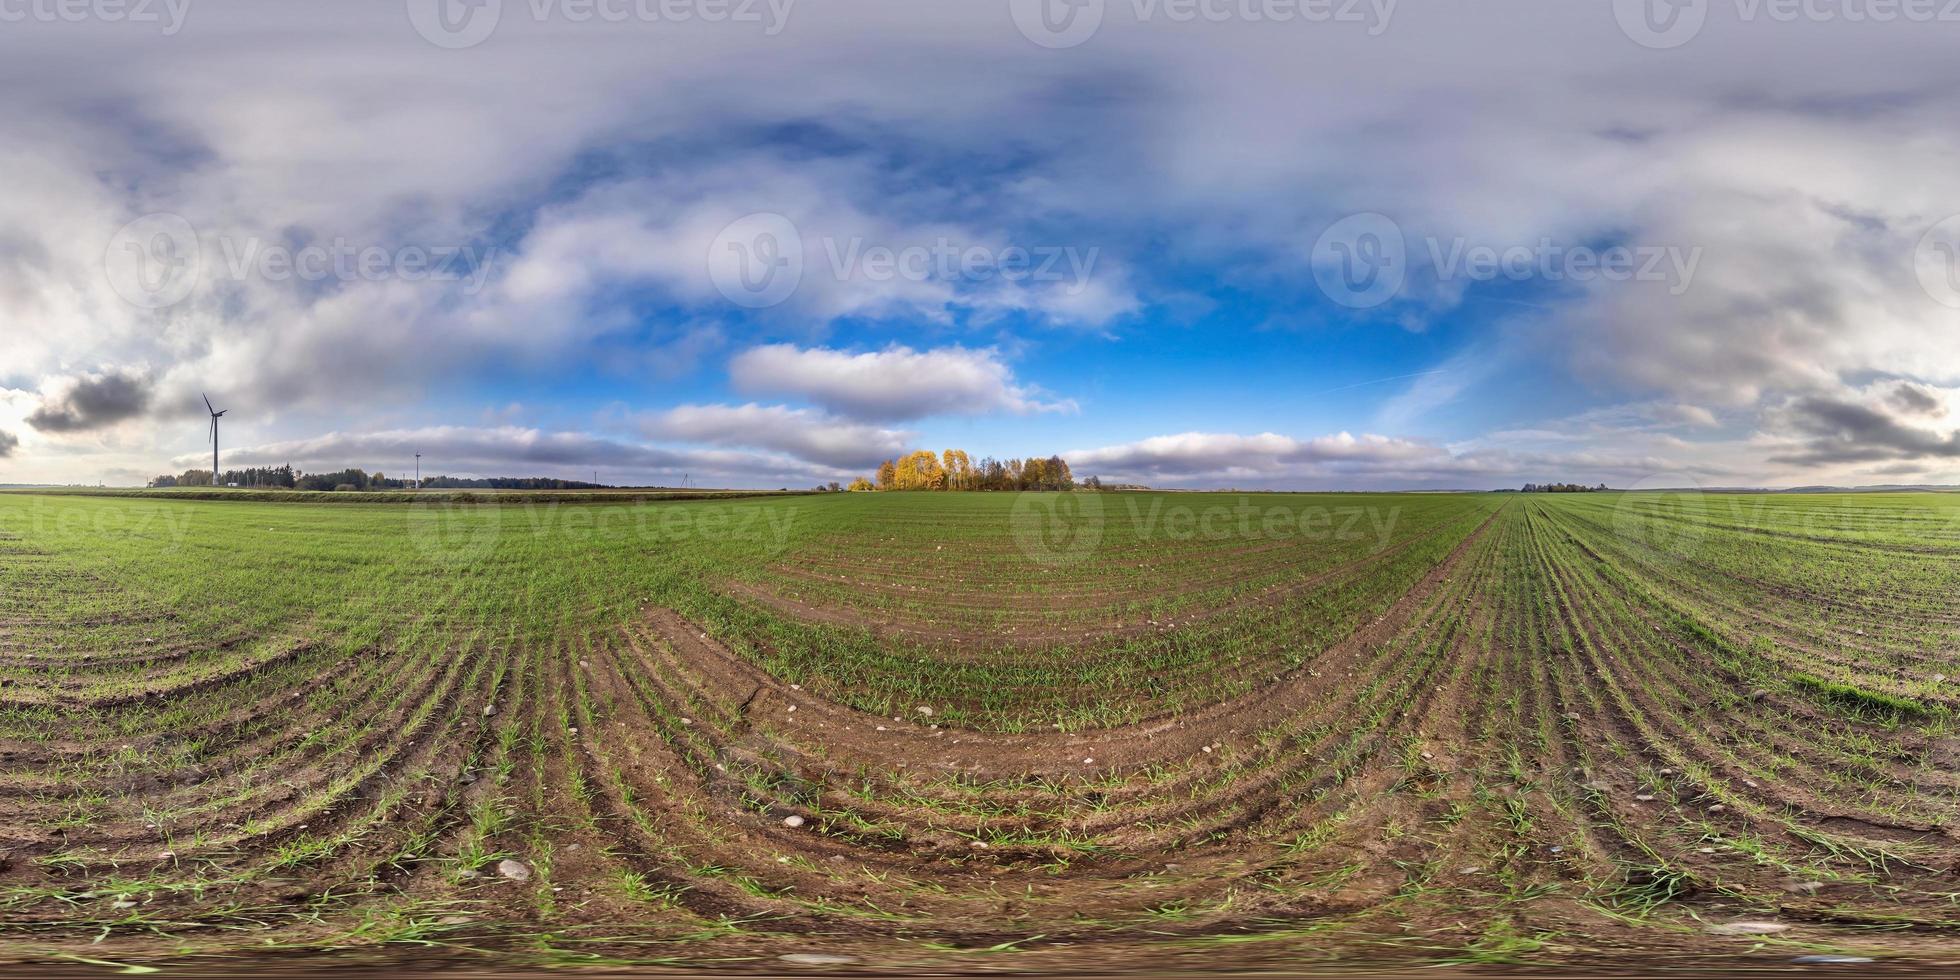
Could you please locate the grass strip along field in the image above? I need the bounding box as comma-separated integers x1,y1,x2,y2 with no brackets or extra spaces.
1,488,1959,972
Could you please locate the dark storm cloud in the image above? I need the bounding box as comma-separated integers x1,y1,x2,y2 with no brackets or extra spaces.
0,429,17,458
1888,383,1945,417
26,370,152,433
1769,396,1960,465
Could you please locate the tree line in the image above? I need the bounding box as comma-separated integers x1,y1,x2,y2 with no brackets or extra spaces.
149,466,608,492
1520,482,1610,493
843,450,1094,492
147,452,1099,494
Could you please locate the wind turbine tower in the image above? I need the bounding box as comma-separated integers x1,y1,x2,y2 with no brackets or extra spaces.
202,394,229,486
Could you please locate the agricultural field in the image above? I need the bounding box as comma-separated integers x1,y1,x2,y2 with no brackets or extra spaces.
2,488,1960,973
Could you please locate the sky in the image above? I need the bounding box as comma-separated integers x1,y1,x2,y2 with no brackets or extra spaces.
4,0,1960,490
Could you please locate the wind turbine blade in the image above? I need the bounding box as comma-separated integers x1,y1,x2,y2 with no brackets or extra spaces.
203,393,214,415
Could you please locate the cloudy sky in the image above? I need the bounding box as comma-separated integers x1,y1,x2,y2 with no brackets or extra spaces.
4,0,1960,489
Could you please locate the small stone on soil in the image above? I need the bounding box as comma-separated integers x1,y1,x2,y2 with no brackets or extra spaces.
783,815,806,829
1791,955,1873,964
496,859,531,881
1708,920,1790,935
778,953,863,966
482,704,497,716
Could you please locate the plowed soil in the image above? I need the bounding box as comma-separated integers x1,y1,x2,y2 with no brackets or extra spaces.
4,490,1960,975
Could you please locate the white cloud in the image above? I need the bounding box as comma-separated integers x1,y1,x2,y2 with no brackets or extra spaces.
185,425,850,488
5,2,1960,485
639,403,909,469
1068,430,1700,490
729,344,1074,422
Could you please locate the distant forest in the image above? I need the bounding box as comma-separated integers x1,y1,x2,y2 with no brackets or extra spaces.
147,452,1101,494
148,466,609,492
1520,482,1610,493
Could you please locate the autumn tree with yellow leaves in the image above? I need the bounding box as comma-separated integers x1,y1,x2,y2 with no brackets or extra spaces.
862,450,1076,491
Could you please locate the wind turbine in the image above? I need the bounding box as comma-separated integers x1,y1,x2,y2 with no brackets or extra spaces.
203,394,227,486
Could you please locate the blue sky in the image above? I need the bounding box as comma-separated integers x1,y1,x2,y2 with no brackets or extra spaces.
5,1,1960,489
